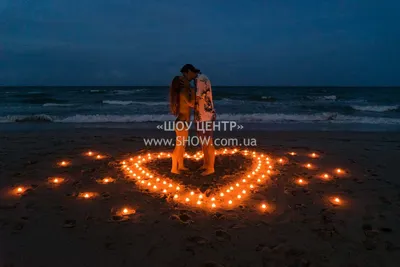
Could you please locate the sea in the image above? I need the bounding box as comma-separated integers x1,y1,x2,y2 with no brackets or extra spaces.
1,86,400,132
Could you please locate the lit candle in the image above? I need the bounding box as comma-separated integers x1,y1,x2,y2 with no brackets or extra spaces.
228,200,233,205
87,151,93,156
261,203,267,210
16,187,24,194
289,152,296,156
118,207,135,216
211,203,216,208
336,168,344,174
59,161,69,167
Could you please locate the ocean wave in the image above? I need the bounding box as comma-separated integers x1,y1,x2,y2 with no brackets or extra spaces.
43,103,75,107
102,100,167,106
0,114,54,123
88,89,107,93
58,114,174,123
112,89,147,95
351,105,399,112
2,112,400,125
102,100,133,105
306,95,337,101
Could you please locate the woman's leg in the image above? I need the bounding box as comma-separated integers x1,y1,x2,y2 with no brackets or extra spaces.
177,129,189,170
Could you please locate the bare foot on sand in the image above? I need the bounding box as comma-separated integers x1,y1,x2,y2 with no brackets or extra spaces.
171,169,180,174
198,165,207,170
201,169,214,176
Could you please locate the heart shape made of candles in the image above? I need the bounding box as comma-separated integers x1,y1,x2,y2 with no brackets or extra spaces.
121,148,286,210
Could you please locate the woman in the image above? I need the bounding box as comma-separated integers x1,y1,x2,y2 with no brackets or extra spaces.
169,75,195,174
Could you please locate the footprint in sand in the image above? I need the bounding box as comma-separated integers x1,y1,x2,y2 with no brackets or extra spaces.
63,219,76,228
215,230,231,242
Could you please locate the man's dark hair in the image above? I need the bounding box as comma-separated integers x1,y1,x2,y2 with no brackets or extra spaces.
180,64,200,74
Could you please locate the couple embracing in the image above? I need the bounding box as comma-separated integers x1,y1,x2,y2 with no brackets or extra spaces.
169,64,216,176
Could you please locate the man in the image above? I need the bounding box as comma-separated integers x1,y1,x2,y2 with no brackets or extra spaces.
180,64,216,176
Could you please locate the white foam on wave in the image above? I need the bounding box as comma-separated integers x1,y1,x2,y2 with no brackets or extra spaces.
0,114,54,123
112,89,147,95
351,105,399,112
102,100,167,106
307,95,337,101
43,103,75,107
57,114,174,123
103,100,133,105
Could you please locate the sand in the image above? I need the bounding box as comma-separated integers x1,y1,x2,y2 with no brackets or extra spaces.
1,128,400,267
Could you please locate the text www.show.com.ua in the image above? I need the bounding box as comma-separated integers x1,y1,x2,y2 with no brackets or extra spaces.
143,136,257,147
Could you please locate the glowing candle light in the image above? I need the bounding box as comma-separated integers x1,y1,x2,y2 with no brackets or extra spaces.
236,183,240,187
289,152,296,156
190,191,194,196
242,179,247,183
163,189,167,193
220,192,224,197
197,200,202,205
279,158,283,163
96,155,102,159
336,168,344,174
211,197,215,201
118,207,135,216
230,186,234,190
199,194,203,199
59,161,69,167
226,189,230,193
237,195,242,199
296,178,308,185
185,198,190,202
174,194,178,199
228,200,233,205
250,184,254,189
242,190,246,194
211,203,216,208
16,187,24,194
176,186,180,191
261,203,267,210
87,151,93,156
310,153,318,158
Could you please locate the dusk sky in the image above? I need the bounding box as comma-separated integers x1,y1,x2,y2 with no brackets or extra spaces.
0,0,399,86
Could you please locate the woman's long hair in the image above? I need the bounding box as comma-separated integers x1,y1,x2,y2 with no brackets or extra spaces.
169,76,181,116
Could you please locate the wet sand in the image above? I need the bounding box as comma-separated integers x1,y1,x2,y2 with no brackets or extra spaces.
1,128,400,267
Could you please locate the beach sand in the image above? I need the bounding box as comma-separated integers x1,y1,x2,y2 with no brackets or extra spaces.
1,128,400,267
